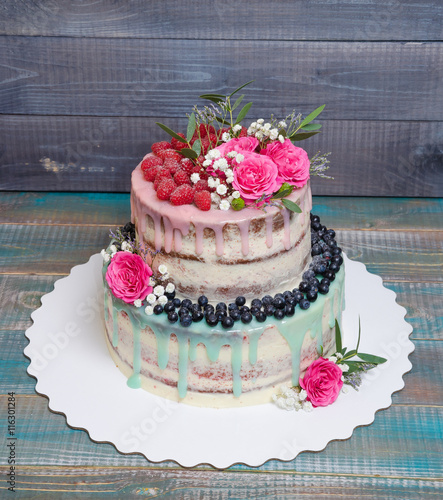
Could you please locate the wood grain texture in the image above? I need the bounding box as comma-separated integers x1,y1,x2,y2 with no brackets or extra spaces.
1,37,441,121
1,193,442,229
1,115,442,195
1,0,442,41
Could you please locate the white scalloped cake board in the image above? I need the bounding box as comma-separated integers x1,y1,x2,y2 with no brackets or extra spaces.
24,253,414,469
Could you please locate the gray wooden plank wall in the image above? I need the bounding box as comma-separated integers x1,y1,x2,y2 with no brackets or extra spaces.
0,0,442,195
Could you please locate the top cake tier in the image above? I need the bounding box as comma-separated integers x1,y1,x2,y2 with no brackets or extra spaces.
131,158,313,303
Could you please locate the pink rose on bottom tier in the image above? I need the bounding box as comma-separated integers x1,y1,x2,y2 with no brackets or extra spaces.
261,139,310,188
232,152,280,203
299,357,344,407
106,251,153,304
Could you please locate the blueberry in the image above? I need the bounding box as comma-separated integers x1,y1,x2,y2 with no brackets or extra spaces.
215,310,227,321
190,303,202,313
313,261,327,274
274,293,285,301
228,302,238,311
222,316,234,329
285,296,297,306
167,311,178,323
323,270,336,282
303,269,316,281
292,291,304,303
192,310,204,322
198,295,208,307
216,302,227,311
285,304,295,316
250,306,261,316
328,239,338,248
329,262,340,273
323,251,332,261
321,278,331,286
230,309,241,321
235,296,246,307
309,283,319,293
317,230,325,239
311,233,320,245
272,297,285,309
153,304,164,315
255,311,266,323
311,243,322,256
165,290,176,300
327,229,336,238
283,291,293,300
332,247,342,255
179,307,190,317
241,311,253,324
299,299,311,310
332,255,344,266
274,309,285,320
318,283,330,294
164,302,175,313
181,299,192,309
264,304,276,316
262,295,273,306
306,290,318,302
206,313,218,327
240,305,250,314
311,221,321,231
172,298,181,308
251,298,262,309
204,304,215,315
180,315,192,327
311,214,320,223
299,281,310,293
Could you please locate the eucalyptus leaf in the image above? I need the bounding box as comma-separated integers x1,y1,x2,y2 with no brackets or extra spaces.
272,188,293,200
186,113,196,142
180,148,198,159
335,320,342,353
229,80,254,97
192,139,201,157
319,345,324,356
357,353,387,365
156,122,187,143
235,102,253,124
356,317,362,353
290,131,320,141
199,95,225,104
300,104,325,128
345,361,372,374
199,93,225,99
301,123,322,131
232,94,245,111
344,349,357,359
215,116,231,126
281,198,302,213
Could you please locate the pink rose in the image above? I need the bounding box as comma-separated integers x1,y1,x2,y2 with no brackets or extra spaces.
216,136,259,156
299,357,343,407
105,251,153,304
261,139,310,188
232,152,280,203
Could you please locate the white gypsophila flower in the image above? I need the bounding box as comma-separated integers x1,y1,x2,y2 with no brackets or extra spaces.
153,285,165,297
121,241,130,251
285,397,296,409
165,282,175,293
342,385,349,394
275,397,287,410
280,385,292,397
336,352,343,360
328,355,337,364
232,124,242,133
190,173,200,184
303,401,313,412
149,277,156,287
208,149,221,160
226,176,234,184
207,177,217,188
109,244,117,254
158,264,168,275
203,159,212,167
227,195,233,202
222,132,230,142
219,199,230,211
263,128,271,137
339,363,349,373
211,192,221,204
263,122,271,130
257,118,264,124
227,151,237,158
278,121,287,128
250,121,257,129
299,389,307,401
161,272,169,280
225,168,233,177
278,134,285,143
157,295,168,305
133,299,142,308
101,249,111,263
146,293,157,305
270,128,278,140
255,131,264,141
216,184,228,195
145,305,154,315
232,190,240,199
214,177,221,186
214,158,228,171
236,154,244,163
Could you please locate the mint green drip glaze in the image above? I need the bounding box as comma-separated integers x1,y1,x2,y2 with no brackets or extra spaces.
104,290,109,322
248,328,264,366
127,314,142,389
177,335,190,398
111,307,119,347
328,295,336,329
230,335,243,397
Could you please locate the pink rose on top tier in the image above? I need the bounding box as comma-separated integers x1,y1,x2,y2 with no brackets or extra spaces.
232,152,280,203
106,252,153,304
299,357,344,407
261,139,310,188
216,136,259,156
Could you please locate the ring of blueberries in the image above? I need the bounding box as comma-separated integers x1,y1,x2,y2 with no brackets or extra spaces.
118,214,343,328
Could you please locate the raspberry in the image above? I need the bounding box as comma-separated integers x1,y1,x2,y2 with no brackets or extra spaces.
154,168,172,190
171,133,186,151
170,185,195,206
143,165,161,182
238,126,248,137
163,158,181,175
194,179,209,192
194,190,211,211
174,169,191,186
141,156,163,173
151,141,172,155
156,179,177,201
200,137,210,155
199,124,216,138
180,158,194,174
158,149,183,162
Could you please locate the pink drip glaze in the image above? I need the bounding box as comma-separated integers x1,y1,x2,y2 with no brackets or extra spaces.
282,209,291,250
163,216,174,253
174,229,182,252
265,214,273,248
237,220,251,256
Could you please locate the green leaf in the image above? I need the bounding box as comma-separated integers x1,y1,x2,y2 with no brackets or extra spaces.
344,349,357,359
272,182,293,199
199,95,225,104
229,80,254,97
186,113,196,143
232,94,245,111
156,122,187,143
356,317,362,353
231,198,245,211
281,199,302,213
180,148,198,159
345,361,373,374
301,123,322,131
199,93,225,99
300,104,325,128
335,320,342,353
235,102,253,124
357,353,387,365
290,131,320,141
319,345,324,356
215,116,231,126
192,139,201,157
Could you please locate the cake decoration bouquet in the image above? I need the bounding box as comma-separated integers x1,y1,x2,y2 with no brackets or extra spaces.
101,82,385,410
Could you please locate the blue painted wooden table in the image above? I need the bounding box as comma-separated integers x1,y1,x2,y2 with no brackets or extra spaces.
1,192,442,498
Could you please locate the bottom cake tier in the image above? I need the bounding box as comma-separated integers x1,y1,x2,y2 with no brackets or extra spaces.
103,265,345,408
